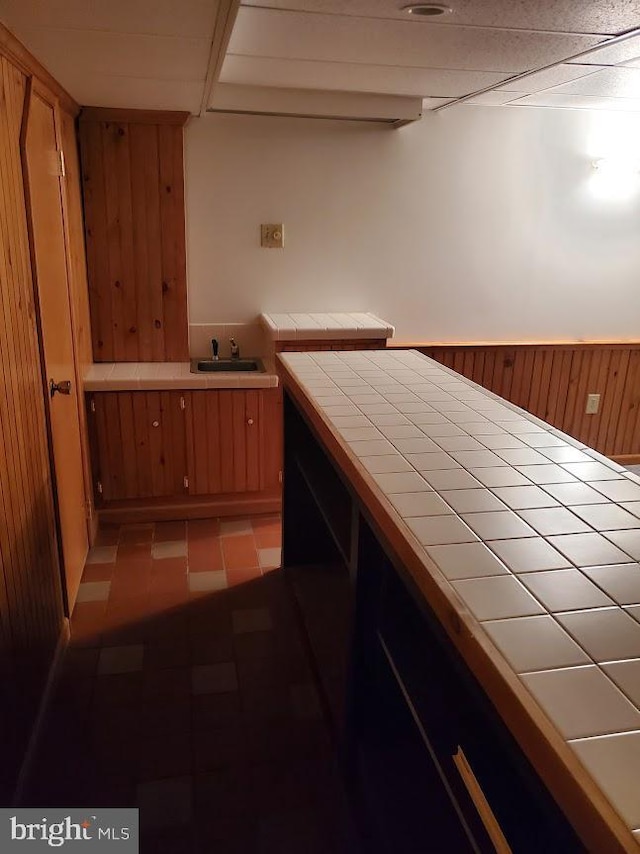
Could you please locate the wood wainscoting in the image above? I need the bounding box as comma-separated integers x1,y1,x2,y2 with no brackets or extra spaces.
79,107,189,363
391,342,640,461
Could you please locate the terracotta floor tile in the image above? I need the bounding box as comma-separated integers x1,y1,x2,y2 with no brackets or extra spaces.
143,667,192,701
155,520,187,543
149,565,188,597
108,570,150,604
227,566,262,588
94,526,121,547
138,731,192,781
144,637,191,671
60,647,99,680
190,633,234,666
220,519,253,537
82,562,115,583
188,519,220,540
188,537,224,573
192,725,249,772
117,542,152,562
92,672,143,710
152,555,187,575
140,694,191,737
254,527,282,549
147,589,189,616
119,524,154,545
69,602,106,648
192,692,243,731
222,535,259,571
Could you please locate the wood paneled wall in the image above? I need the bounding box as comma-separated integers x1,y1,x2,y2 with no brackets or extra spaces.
79,108,189,363
0,54,66,799
400,343,640,459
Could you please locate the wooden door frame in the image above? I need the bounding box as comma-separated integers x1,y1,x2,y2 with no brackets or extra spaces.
19,76,90,615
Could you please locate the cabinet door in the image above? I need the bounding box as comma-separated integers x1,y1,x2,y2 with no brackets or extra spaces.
185,389,282,496
91,391,187,501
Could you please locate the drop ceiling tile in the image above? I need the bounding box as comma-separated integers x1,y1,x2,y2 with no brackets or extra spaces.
221,55,509,98
0,0,219,38
551,66,640,98
498,63,602,94
228,8,604,74
242,0,640,36
568,35,640,66
510,93,640,111
13,27,211,83
64,74,204,112
422,97,454,110
465,90,526,106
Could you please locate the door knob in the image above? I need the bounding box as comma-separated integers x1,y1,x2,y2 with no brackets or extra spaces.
50,379,72,397
247,418,254,426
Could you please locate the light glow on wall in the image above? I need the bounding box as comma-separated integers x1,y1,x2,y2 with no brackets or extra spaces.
587,112,640,201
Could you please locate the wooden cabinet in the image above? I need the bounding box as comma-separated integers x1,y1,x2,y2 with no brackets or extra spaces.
88,387,282,519
184,389,281,496
91,391,187,501
79,108,189,363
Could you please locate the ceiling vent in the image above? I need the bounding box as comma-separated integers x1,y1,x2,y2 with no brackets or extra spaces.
207,84,422,126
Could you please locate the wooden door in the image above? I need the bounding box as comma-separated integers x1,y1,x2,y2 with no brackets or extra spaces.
185,389,282,496
91,391,187,501
23,81,88,611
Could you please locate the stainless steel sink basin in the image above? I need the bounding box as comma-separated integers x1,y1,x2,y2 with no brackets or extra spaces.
191,358,264,373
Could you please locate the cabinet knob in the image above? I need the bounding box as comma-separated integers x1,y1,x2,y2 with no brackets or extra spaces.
247,418,254,426
152,420,160,428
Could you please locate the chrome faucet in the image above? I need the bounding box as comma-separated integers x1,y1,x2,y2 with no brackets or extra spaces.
211,338,219,361
230,338,240,360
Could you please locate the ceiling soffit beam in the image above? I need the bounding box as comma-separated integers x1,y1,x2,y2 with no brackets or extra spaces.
432,25,640,112
208,83,422,124
200,0,241,117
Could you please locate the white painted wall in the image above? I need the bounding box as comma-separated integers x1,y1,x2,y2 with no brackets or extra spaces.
185,106,640,343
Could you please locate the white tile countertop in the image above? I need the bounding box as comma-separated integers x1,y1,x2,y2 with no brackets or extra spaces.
278,347,640,847
84,361,279,391
259,312,394,341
